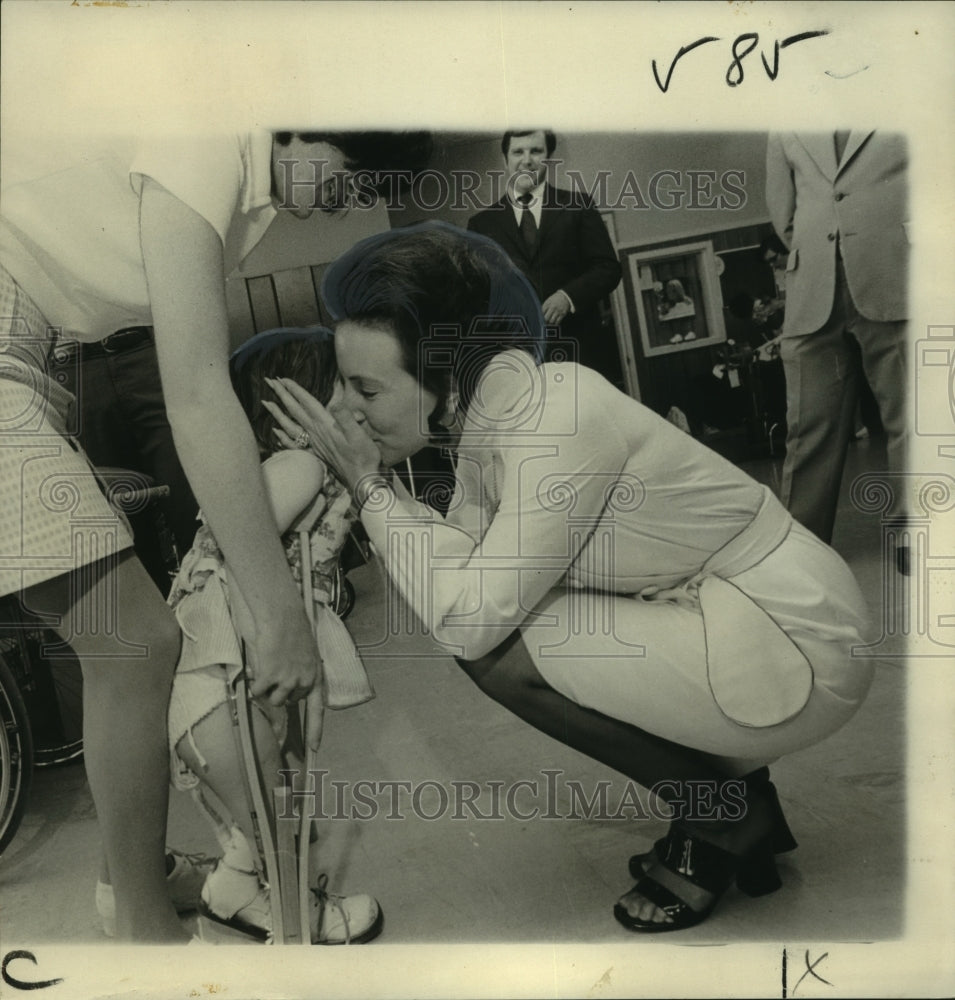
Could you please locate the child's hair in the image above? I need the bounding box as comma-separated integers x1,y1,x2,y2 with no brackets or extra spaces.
229,327,338,457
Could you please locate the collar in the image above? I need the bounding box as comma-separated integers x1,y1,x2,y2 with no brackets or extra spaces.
508,179,546,209
242,130,277,214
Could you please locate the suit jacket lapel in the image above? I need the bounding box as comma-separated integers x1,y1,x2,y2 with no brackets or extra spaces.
796,133,839,181
500,194,542,263
836,130,874,175
491,196,529,261
536,185,561,245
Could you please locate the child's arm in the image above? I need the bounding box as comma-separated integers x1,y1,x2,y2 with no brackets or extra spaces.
259,449,327,535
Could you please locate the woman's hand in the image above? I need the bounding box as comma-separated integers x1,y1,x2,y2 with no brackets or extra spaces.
262,377,382,493
225,564,324,741
249,615,324,749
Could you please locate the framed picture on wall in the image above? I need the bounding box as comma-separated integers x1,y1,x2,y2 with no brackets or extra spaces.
599,211,640,399
624,240,727,358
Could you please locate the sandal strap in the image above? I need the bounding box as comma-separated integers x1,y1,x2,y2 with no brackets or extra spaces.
657,827,740,894
167,847,217,869
202,859,265,920
631,874,693,921
197,898,271,943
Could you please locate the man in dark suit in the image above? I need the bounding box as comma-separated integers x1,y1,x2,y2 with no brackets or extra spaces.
468,130,623,381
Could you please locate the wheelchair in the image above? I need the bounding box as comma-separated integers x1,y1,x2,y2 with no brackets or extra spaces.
0,462,365,887
0,468,176,856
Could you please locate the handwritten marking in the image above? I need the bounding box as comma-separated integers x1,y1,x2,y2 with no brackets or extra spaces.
793,950,832,996
653,30,831,91
1,951,64,991
825,66,870,78
727,33,759,86
651,37,720,93
781,30,832,48
759,31,829,80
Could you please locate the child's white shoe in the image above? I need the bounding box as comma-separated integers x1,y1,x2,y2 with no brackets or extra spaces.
311,875,383,944
198,872,382,945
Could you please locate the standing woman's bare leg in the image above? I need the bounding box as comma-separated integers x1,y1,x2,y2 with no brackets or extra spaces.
23,551,188,942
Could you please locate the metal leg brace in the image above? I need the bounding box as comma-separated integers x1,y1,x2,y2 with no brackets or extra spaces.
226,666,310,945
217,503,373,945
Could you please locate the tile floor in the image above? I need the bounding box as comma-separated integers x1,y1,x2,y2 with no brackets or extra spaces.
1,432,924,994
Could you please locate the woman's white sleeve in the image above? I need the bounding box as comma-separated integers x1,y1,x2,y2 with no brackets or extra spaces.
360,394,629,660
130,134,244,247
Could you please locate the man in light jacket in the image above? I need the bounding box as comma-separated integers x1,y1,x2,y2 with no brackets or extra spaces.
765,130,909,546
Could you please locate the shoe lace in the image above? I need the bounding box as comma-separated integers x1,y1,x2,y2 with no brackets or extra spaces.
168,847,218,873
312,872,352,944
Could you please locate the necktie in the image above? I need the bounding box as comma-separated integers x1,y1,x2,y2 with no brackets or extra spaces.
834,130,850,164
518,194,538,251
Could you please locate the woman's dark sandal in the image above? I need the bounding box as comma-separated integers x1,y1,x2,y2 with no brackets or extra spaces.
628,781,798,879
627,837,667,880
614,827,782,933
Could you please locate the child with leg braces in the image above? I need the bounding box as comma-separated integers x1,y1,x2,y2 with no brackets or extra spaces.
165,327,380,944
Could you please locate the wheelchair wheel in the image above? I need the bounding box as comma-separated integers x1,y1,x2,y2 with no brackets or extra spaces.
338,577,356,621
0,650,34,856
331,565,357,621
28,631,84,767
0,595,84,768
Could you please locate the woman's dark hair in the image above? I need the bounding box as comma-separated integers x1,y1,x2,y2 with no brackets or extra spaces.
321,222,545,435
273,131,433,196
230,327,338,457
501,130,557,158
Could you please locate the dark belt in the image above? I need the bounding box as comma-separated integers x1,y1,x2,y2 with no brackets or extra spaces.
51,326,154,364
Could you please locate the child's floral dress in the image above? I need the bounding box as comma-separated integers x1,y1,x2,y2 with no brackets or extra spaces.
166,466,369,791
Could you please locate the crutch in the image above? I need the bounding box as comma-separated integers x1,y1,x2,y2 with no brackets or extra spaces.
229,493,374,944
227,658,305,944
287,495,376,937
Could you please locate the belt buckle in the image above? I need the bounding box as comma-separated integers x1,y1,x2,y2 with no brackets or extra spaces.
101,331,127,354
102,327,147,353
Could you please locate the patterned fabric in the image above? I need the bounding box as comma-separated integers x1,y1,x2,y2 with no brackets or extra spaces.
282,475,356,616
166,462,362,790
0,264,134,597
168,468,356,621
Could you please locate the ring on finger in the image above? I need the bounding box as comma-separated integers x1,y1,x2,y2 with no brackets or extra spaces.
295,430,310,449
